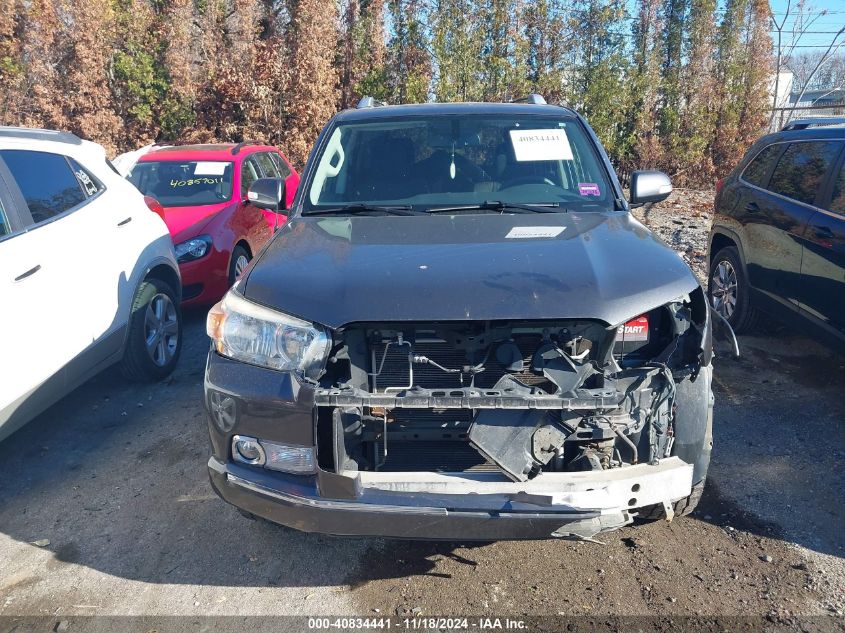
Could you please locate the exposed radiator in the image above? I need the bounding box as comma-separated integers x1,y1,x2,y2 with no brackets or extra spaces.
370,334,555,392
380,441,497,472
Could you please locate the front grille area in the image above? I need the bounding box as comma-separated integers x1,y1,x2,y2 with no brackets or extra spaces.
380,441,497,472
371,334,555,392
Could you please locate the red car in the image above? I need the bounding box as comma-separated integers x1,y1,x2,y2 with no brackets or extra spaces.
128,142,299,305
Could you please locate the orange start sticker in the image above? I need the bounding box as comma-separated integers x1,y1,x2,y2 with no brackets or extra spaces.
617,315,649,342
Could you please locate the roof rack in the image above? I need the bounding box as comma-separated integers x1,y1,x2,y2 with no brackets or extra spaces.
231,140,264,155
0,126,83,145
357,96,388,109
512,94,547,105
782,117,845,131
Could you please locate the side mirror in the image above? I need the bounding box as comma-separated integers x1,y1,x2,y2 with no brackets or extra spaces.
247,177,288,214
629,170,673,207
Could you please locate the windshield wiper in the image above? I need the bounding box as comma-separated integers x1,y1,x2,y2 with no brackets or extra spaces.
426,200,565,214
304,204,424,216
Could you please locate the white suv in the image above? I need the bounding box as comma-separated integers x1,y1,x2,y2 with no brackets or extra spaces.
0,127,183,441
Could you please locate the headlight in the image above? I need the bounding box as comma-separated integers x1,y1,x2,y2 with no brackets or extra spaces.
175,235,212,262
206,289,330,377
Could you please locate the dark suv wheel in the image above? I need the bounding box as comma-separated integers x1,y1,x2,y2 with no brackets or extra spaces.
708,245,759,333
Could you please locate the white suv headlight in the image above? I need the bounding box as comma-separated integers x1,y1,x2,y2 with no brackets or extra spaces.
207,290,330,377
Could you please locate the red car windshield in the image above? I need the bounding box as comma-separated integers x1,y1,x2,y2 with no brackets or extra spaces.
129,160,234,207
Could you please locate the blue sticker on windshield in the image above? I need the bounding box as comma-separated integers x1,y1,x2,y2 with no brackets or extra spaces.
578,183,600,196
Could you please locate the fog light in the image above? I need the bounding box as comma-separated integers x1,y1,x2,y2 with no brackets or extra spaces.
261,440,316,474
232,435,265,465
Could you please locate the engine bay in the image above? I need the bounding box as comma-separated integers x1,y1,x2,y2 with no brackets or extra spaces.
314,289,709,482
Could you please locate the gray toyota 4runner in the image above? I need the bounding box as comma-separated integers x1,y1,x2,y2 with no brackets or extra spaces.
204,97,713,540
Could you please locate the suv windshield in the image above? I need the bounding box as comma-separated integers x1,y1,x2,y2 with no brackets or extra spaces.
129,160,234,207
304,114,613,213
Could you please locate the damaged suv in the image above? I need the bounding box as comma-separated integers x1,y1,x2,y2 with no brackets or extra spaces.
204,97,714,540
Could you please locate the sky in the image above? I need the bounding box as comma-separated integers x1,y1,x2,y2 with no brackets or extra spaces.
764,0,844,49
617,0,845,50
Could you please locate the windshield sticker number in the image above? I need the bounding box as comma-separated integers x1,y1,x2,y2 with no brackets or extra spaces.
505,226,566,239
170,177,223,187
578,183,601,196
509,129,573,162
194,161,227,176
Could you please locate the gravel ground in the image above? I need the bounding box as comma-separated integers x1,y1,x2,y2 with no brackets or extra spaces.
631,189,715,283
0,253,843,631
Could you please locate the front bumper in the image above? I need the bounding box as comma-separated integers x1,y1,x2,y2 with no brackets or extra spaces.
208,456,694,540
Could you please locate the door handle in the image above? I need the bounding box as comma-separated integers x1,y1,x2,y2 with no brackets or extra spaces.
813,225,834,239
745,202,760,213
117,216,132,227
14,264,41,282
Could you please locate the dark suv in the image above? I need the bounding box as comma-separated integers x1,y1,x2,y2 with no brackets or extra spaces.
204,97,714,540
709,119,845,352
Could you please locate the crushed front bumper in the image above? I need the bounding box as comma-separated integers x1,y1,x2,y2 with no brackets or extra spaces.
208,456,693,540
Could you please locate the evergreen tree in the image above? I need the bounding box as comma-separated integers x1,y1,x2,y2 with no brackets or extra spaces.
713,0,750,173
523,0,567,102
0,0,23,123
284,0,340,166
480,0,530,101
432,0,484,101
629,0,665,168
388,0,432,103
567,0,630,160
678,0,717,182
659,0,687,170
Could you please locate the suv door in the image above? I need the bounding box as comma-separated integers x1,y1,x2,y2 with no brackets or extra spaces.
800,147,845,342
739,140,842,314
0,150,92,434
63,156,139,367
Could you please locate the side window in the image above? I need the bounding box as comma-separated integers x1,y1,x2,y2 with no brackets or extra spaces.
269,152,292,179
0,150,86,224
829,162,845,215
741,144,781,188
0,199,9,237
68,158,103,197
255,152,280,179
768,141,842,206
240,157,260,199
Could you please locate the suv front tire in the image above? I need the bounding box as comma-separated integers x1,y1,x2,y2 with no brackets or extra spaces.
708,245,759,333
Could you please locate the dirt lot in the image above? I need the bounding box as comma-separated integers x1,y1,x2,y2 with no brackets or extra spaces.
631,188,714,283
1,295,844,628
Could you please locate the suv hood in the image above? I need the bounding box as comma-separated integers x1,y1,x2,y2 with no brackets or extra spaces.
243,212,699,329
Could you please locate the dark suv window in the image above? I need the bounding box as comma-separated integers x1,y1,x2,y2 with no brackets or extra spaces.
742,144,781,188
830,162,845,215
768,141,841,206
0,150,86,223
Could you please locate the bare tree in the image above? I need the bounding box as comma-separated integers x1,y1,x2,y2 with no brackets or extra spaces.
769,0,837,125
787,26,845,119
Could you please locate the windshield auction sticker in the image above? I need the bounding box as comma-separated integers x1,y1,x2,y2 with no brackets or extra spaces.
509,129,573,162
194,161,228,176
505,226,565,239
